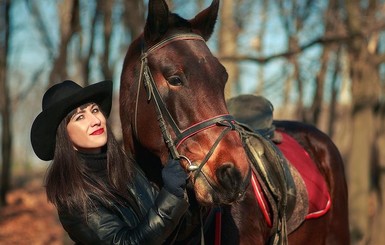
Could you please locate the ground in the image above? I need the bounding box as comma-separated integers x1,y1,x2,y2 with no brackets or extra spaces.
0,174,68,245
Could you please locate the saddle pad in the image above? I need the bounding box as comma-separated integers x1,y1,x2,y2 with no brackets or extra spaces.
275,131,331,219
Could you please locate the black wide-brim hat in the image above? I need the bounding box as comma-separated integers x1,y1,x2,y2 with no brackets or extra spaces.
30,80,113,161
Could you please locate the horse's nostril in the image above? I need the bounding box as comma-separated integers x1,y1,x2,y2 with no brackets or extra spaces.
216,162,242,190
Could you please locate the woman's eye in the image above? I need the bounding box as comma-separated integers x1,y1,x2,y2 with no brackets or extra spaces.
92,108,99,113
75,115,84,121
167,76,182,86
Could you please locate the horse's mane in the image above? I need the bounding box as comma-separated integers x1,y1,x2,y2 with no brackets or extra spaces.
168,13,191,30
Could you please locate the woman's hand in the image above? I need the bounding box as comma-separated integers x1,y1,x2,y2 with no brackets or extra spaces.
161,159,188,198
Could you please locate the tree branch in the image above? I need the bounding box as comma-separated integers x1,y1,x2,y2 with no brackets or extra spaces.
218,33,355,64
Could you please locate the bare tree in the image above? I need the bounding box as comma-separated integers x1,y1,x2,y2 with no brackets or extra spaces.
253,0,268,95
123,0,145,41
0,0,12,207
218,0,240,97
371,95,385,245
75,0,114,84
47,0,79,87
343,0,384,243
308,0,342,126
100,0,114,80
76,1,97,85
27,0,80,87
326,47,342,138
276,0,317,121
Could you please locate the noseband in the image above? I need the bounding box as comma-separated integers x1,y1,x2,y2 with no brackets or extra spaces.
134,33,238,177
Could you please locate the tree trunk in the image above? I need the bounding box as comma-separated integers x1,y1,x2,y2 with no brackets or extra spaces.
327,47,341,138
123,0,145,41
370,102,385,244
0,0,12,207
347,49,379,244
254,0,268,95
218,0,239,97
344,0,381,242
48,0,78,87
348,106,374,242
276,0,307,120
287,37,305,120
308,48,328,125
101,0,114,80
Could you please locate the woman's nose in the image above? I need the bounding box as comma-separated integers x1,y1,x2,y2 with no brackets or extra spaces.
90,114,101,126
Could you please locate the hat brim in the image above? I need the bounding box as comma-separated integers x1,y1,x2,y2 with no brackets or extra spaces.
31,81,113,161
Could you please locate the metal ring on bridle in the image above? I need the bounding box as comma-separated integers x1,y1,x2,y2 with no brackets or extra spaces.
179,155,199,172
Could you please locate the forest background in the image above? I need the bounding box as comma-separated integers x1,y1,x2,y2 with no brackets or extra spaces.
0,0,384,244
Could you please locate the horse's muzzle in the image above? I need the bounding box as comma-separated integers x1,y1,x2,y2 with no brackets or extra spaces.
191,161,251,205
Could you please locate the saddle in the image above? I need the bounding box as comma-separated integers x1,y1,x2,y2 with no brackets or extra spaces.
237,124,307,244
228,95,309,244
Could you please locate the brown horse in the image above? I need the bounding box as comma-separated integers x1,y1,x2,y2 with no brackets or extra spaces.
119,0,350,244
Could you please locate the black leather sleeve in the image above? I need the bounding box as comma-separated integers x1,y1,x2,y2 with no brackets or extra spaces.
59,189,189,245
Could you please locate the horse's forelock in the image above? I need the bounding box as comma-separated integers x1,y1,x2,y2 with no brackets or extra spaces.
167,1,219,41
144,0,218,45
169,13,191,30
144,14,193,47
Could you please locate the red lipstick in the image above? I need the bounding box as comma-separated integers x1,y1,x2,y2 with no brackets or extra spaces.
91,128,104,135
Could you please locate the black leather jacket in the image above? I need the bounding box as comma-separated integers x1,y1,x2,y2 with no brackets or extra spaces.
58,167,190,245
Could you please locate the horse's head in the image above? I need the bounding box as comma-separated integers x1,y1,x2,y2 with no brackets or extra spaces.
120,0,250,205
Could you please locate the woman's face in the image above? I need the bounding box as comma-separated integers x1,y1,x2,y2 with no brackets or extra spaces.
67,103,107,154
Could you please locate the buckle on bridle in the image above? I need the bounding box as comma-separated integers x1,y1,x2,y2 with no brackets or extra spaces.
216,120,236,130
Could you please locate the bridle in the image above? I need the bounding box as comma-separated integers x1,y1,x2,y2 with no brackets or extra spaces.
134,33,239,178
132,33,290,245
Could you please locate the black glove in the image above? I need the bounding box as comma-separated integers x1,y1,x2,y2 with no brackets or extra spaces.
162,158,188,198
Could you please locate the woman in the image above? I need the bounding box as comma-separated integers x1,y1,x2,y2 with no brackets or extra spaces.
30,80,192,244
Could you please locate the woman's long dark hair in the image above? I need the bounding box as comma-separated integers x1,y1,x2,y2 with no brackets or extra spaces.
45,104,135,217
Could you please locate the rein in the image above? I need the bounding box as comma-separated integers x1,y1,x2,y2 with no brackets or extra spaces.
135,33,237,175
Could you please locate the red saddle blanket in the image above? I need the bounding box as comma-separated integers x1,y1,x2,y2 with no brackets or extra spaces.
251,130,331,226
275,131,331,219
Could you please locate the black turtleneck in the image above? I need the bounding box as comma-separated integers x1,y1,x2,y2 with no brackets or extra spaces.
78,152,108,180
77,151,145,219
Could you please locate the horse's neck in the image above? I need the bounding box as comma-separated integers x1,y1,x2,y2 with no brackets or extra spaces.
222,187,271,243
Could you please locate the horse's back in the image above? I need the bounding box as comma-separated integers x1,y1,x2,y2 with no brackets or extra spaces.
273,120,350,244
273,120,347,189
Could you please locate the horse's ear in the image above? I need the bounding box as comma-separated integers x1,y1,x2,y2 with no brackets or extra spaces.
144,0,170,43
190,0,219,41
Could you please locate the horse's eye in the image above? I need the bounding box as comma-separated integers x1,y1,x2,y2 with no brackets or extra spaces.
167,76,182,86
